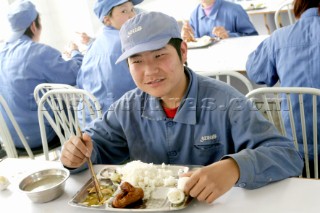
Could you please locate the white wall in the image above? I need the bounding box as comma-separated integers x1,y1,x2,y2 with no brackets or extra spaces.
139,0,199,21
0,0,102,52
0,0,10,43
33,0,102,51
1,0,291,51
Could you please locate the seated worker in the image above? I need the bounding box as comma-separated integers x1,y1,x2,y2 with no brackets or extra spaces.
77,0,143,123
182,0,258,41
61,12,303,204
246,0,320,178
73,8,145,54
0,1,83,151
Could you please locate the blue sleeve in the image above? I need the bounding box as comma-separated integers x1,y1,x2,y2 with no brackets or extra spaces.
246,36,279,86
224,98,303,189
189,6,201,38
189,4,258,38
70,50,84,65
85,108,130,165
34,44,82,85
229,5,258,37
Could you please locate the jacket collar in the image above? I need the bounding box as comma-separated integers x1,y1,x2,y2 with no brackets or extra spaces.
300,8,319,19
199,0,222,20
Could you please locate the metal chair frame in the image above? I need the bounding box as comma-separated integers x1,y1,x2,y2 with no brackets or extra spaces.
37,88,102,160
202,70,253,93
34,83,75,104
246,87,320,179
0,95,34,159
274,0,296,29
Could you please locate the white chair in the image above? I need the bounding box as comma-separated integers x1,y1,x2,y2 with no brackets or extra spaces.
274,0,296,29
202,71,253,94
246,87,320,179
34,83,75,104
37,88,102,160
0,95,34,159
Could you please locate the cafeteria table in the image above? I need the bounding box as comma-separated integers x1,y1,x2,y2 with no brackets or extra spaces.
0,158,319,213
187,35,269,75
244,0,292,34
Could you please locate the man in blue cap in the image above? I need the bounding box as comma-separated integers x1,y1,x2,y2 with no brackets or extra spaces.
61,12,303,204
0,0,83,153
77,0,143,124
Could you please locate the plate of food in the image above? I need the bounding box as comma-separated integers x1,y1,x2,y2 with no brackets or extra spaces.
187,35,213,49
69,161,199,212
245,3,266,11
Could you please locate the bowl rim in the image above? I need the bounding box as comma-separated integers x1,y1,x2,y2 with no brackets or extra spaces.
18,167,70,193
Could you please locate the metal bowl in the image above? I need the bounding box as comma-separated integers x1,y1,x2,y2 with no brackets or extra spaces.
19,168,70,203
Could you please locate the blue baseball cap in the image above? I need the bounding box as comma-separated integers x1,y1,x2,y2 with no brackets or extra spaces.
7,0,38,43
116,12,182,64
94,0,143,22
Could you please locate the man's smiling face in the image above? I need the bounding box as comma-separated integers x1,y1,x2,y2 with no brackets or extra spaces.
127,42,188,102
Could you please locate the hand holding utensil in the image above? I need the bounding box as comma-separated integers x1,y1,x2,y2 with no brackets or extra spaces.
182,20,196,42
78,128,103,202
212,26,229,39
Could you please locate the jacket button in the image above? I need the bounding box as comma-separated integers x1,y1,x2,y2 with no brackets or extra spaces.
168,151,177,156
167,121,174,127
238,183,246,188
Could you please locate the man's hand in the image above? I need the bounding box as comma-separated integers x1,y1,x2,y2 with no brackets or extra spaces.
60,133,92,168
181,21,196,42
182,158,240,204
75,32,92,46
212,26,229,39
63,42,79,59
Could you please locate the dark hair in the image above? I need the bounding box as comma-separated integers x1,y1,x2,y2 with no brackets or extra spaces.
24,14,41,38
167,38,183,61
293,0,320,18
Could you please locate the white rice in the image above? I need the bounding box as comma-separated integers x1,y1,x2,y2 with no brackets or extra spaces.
116,160,178,199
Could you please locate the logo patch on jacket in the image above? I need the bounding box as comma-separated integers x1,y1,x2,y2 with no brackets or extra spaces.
200,134,217,143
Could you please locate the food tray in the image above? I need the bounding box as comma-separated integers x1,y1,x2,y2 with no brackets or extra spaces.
187,36,217,49
245,3,266,11
69,164,197,212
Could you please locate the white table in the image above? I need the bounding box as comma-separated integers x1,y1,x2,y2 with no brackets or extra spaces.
187,35,269,74
1,158,319,213
242,0,290,34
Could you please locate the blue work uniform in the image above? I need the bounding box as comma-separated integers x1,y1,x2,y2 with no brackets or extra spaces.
0,35,83,149
190,0,258,38
81,67,302,189
77,25,136,122
246,8,320,160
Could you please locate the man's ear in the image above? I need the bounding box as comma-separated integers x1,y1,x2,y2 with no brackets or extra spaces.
30,21,37,35
103,16,111,26
180,41,188,64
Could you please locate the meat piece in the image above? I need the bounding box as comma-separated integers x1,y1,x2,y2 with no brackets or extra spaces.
112,182,144,208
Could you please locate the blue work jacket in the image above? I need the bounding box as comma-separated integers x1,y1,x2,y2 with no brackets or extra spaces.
190,0,258,38
246,8,320,160
0,35,82,148
82,67,303,189
77,26,136,123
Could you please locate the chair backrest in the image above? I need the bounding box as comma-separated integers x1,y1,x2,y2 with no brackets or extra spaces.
246,87,320,179
0,95,34,159
37,88,102,160
274,0,296,29
34,83,75,104
202,71,253,94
